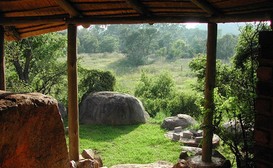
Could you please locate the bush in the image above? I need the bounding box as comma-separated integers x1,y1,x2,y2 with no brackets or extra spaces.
79,68,116,100
135,72,200,118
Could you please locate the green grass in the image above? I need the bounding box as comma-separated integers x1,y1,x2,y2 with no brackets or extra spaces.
77,122,181,167
63,53,197,166
78,53,197,95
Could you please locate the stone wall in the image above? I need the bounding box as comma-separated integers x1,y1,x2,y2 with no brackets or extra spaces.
255,31,273,167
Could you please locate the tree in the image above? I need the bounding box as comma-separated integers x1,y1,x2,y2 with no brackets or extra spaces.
98,36,119,53
169,39,193,59
77,28,99,53
78,68,116,101
5,32,67,103
217,34,238,60
121,27,158,66
189,23,271,168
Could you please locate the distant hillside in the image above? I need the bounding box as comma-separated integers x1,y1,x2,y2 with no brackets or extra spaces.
195,23,247,36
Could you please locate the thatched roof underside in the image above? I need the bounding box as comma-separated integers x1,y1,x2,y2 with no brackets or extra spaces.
1,0,273,40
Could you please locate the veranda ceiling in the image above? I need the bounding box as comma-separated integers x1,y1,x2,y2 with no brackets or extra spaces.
0,0,272,40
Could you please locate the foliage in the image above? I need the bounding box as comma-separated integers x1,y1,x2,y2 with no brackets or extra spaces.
121,27,158,66
78,68,116,100
169,39,193,59
75,123,181,167
217,34,238,60
189,23,271,168
5,32,67,103
98,36,119,53
135,72,200,118
78,28,99,53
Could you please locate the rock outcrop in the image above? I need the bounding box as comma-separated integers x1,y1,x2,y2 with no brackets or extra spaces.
0,91,69,168
161,114,197,130
79,91,149,125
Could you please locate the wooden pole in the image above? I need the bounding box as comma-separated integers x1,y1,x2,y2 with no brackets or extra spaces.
0,26,6,90
67,24,79,161
202,22,217,162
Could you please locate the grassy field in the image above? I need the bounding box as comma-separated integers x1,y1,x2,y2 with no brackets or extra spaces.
71,53,197,167
78,53,197,95
71,122,181,167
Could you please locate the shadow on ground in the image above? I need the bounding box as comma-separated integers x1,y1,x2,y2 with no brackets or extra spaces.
79,124,141,142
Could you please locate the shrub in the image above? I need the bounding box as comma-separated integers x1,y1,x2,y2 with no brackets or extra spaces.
135,72,200,118
79,68,116,100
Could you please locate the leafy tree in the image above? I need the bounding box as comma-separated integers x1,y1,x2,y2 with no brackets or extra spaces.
5,33,67,103
79,68,116,101
99,36,119,53
217,34,238,60
121,27,158,66
78,28,99,53
189,23,271,168
169,39,193,59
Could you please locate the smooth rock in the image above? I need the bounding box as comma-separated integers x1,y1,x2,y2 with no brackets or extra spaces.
79,91,149,125
161,114,196,130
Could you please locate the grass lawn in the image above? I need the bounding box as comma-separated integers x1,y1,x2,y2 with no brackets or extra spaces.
77,122,181,167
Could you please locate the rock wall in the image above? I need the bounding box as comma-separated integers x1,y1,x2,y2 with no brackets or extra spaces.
255,31,273,167
0,91,69,168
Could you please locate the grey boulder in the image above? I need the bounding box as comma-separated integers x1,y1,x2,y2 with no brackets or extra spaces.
161,114,197,130
79,91,149,125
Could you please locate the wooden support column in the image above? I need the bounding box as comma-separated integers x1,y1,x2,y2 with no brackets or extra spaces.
0,25,5,90
67,24,79,161
202,22,217,162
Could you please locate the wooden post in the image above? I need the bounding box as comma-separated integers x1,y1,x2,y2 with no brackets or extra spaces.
0,26,6,90
67,24,79,161
202,22,217,162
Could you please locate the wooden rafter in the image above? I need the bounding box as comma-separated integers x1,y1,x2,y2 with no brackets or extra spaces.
125,0,152,17
191,0,220,16
55,0,90,28
55,0,82,17
4,26,20,41
0,11,272,26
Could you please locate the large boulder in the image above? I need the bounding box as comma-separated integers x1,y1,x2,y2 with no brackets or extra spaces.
161,114,197,130
0,91,69,168
79,91,149,125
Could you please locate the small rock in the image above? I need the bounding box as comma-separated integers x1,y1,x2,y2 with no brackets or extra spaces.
77,159,99,168
173,133,181,141
81,149,103,167
161,114,196,130
82,149,95,160
195,136,203,144
181,146,202,155
182,130,193,139
174,126,183,133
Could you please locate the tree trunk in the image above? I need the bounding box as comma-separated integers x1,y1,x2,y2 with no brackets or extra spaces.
202,22,217,162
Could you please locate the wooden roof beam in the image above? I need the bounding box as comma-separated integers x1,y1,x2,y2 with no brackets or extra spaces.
125,0,152,17
191,0,220,16
55,0,90,28
4,26,21,41
55,0,82,17
0,12,272,26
